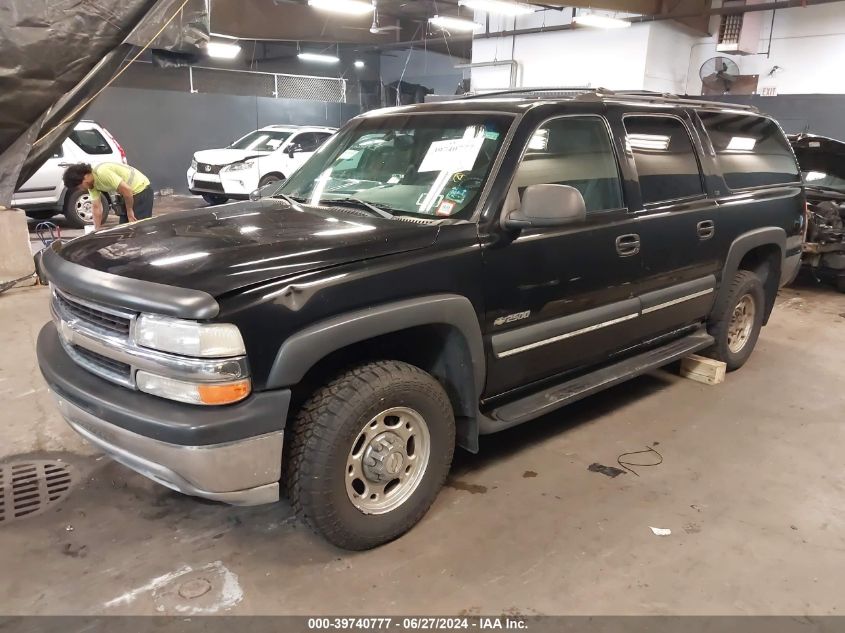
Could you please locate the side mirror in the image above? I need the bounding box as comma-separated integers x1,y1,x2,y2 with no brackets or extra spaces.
287,143,302,158
501,184,587,231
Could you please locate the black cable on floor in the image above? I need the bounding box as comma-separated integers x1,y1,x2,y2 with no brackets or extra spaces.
617,445,663,477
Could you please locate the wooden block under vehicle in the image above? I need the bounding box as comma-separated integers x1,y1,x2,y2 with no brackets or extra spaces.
679,354,726,385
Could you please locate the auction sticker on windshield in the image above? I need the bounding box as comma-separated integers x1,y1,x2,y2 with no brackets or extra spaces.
419,135,485,173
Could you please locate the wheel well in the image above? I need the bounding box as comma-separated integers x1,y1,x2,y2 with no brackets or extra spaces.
288,324,478,451
260,172,285,183
737,244,781,324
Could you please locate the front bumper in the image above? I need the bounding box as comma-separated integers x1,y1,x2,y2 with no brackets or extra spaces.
38,323,289,506
187,167,257,199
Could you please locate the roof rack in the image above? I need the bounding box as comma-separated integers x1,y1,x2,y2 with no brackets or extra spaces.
458,87,594,100
458,87,759,112
591,89,759,112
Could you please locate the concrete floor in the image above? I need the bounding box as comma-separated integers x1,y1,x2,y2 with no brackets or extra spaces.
1,273,844,616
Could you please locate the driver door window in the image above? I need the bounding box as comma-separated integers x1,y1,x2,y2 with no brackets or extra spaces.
515,116,624,213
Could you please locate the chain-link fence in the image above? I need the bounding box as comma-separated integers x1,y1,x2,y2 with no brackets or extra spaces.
188,66,347,103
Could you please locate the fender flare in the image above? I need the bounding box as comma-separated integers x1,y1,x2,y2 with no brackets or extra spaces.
267,294,485,392
714,227,786,321
266,295,486,452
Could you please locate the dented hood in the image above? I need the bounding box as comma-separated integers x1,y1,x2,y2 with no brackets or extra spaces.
56,199,439,297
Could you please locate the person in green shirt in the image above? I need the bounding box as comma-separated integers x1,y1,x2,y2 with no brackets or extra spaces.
62,162,153,230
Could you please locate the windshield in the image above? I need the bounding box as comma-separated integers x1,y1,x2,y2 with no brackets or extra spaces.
275,113,513,219
803,170,845,192
230,130,292,152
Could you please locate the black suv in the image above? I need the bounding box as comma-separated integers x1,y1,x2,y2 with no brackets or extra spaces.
37,89,804,550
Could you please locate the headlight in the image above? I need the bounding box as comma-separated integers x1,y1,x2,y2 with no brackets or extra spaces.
135,314,246,357
190,158,198,170
137,371,251,405
225,159,255,172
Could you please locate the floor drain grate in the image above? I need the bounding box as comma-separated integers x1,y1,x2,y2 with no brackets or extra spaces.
0,460,76,524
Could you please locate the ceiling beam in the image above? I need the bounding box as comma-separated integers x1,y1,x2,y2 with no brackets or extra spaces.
209,0,408,43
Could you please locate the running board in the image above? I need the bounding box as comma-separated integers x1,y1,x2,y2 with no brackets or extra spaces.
482,329,714,433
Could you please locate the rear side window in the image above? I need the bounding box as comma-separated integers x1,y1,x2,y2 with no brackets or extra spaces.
623,115,704,205
69,128,112,155
514,116,624,213
698,112,800,190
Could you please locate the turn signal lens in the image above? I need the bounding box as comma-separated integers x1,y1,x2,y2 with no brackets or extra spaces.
197,380,252,405
137,371,251,405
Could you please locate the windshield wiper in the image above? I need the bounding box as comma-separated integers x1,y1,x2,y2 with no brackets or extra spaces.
326,197,395,219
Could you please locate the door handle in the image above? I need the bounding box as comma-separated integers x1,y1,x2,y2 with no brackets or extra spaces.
615,233,640,257
697,219,715,240
57,162,71,168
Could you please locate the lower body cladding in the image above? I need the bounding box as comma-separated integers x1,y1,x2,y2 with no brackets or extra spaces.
37,323,289,506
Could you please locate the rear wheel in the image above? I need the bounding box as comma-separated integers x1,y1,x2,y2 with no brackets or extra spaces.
201,194,228,205
705,270,765,371
286,360,455,550
63,190,108,228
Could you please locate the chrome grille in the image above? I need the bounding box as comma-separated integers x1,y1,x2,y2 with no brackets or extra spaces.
49,285,250,392
196,162,222,175
71,345,131,380
54,290,131,337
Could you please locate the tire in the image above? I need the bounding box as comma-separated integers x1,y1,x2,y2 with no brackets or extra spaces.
63,189,96,228
25,210,56,221
835,276,845,293
705,270,765,371
286,360,455,550
201,194,228,205
258,174,283,187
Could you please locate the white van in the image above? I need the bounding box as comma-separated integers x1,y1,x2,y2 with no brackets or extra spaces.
13,120,127,228
187,125,336,204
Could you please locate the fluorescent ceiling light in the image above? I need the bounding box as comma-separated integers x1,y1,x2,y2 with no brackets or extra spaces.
354,59,366,68
298,52,341,64
628,134,670,151
307,0,374,15
572,13,631,29
459,0,534,16
206,41,241,59
428,14,481,32
726,136,757,151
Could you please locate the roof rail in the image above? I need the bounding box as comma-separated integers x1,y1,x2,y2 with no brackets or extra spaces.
578,88,760,112
457,86,759,112
458,87,593,100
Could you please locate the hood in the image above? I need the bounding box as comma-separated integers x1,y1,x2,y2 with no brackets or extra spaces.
57,199,439,297
790,134,845,190
194,148,269,165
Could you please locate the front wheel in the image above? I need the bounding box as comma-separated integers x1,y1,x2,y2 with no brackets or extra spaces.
201,194,228,205
285,360,455,550
258,174,283,188
705,270,765,371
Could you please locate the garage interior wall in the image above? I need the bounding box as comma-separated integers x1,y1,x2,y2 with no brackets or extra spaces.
379,48,469,97
470,3,845,97
85,86,361,194
685,2,845,95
